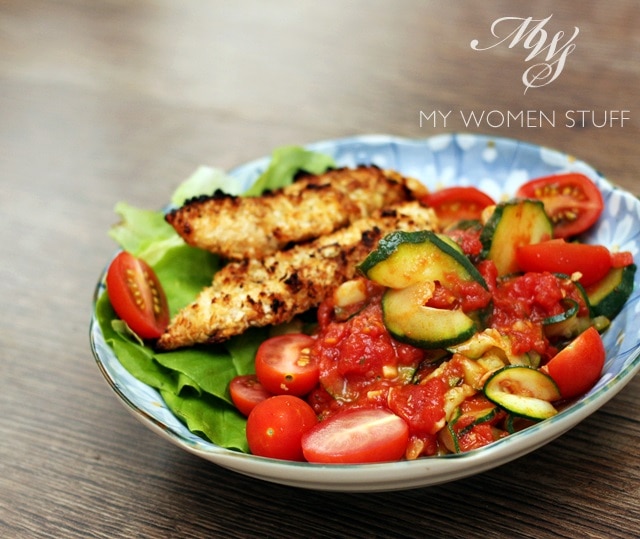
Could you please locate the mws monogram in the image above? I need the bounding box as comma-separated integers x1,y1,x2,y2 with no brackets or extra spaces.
470,15,579,93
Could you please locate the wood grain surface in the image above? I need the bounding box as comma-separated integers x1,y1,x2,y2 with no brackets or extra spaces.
1,1,638,537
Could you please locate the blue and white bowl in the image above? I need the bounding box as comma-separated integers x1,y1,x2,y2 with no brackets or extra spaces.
91,133,640,492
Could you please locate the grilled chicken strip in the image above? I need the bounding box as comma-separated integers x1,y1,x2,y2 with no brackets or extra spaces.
156,202,437,350
165,166,426,260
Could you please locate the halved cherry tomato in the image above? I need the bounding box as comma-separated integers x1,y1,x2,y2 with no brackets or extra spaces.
246,395,318,461
229,375,273,417
301,407,409,464
255,334,319,397
541,326,605,400
516,173,604,238
421,186,495,229
105,251,170,339
516,239,612,287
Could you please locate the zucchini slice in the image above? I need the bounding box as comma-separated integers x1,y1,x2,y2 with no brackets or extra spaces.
358,230,487,290
586,263,636,319
382,284,477,349
444,404,503,453
454,406,500,436
543,298,585,339
483,365,560,420
480,199,553,276
543,298,579,325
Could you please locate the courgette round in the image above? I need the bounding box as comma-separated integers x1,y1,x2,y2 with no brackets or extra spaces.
483,365,560,420
382,285,478,349
455,406,500,436
543,298,593,340
543,298,579,325
480,199,553,276
358,229,488,290
586,263,636,319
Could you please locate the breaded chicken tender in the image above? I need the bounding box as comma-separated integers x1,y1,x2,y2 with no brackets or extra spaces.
156,202,436,350
165,166,426,260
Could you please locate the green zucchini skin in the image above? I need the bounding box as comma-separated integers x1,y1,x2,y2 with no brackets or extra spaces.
358,230,488,290
455,406,500,436
543,298,579,325
483,365,560,420
360,230,490,349
480,199,553,276
381,286,478,349
586,263,636,319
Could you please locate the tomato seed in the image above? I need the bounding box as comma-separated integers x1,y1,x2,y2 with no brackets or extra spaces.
297,348,311,367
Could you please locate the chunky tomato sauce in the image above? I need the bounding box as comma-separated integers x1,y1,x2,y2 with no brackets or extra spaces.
307,261,592,458
310,290,453,457
445,225,484,258
311,285,425,415
484,267,590,357
284,180,624,461
310,281,494,458
424,276,492,313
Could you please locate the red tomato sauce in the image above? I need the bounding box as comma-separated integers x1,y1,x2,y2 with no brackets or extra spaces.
487,270,589,357
424,276,492,312
310,287,427,411
306,263,593,458
310,287,461,458
445,226,484,258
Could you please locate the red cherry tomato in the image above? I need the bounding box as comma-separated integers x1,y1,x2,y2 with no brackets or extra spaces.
541,326,605,400
246,395,318,461
516,239,612,287
229,375,273,417
301,407,409,464
610,251,634,268
255,334,319,396
421,186,495,229
516,173,604,238
105,251,170,339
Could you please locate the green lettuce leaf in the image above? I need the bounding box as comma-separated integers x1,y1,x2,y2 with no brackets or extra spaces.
170,166,243,207
108,202,220,316
108,202,179,264
243,145,335,196
152,245,219,316
225,328,269,375
154,346,239,405
99,146,334,451
96,292,179,392
160,390,249,452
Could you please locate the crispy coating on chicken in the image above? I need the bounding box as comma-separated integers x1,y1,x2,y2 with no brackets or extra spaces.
156,202,437,350
165,166,427,260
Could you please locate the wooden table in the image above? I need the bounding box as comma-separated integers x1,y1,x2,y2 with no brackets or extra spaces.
2,2,638,537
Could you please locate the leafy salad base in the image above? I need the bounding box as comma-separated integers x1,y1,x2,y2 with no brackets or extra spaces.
95,147,336,451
